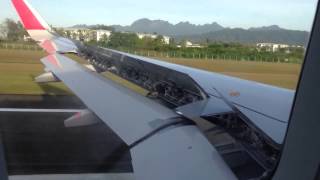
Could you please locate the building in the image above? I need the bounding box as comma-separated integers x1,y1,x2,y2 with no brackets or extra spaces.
0,31,7,39
162,36,171,45
63,28,111,42
96,30,112,42
185,40,193,47
61,28,171,44
64,28,94,42
183,40,203,48
136,33,157,39
136,33,171,44
256,43,291,52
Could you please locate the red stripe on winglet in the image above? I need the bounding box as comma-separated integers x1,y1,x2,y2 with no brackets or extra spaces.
47,55,61,69
12,0,45,30
40,40,56,54
75,112,82,119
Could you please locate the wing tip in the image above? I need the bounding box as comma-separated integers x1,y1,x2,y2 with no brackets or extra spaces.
11,0,49,30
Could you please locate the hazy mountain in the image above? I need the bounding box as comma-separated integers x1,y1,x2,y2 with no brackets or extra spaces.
72,19,309,45
112,18,224,36
248,25,284,31
71,24,114,31
176,27,309,46
70,24,88,29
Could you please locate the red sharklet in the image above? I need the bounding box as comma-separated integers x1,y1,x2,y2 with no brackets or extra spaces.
12,0,45,30
40,40,57,54
75,112,82,119
47,55,62,69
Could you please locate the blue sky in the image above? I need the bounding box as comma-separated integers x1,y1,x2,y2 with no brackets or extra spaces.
0,0,318,31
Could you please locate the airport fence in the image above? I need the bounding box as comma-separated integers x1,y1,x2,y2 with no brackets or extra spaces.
0,42,303,64
0,43,42,51
121,49,303,64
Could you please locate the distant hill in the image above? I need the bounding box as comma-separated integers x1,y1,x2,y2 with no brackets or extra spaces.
71,24,114,31
112,18,224,36
176,28,309,46
72,19,309,46
248,25,283,31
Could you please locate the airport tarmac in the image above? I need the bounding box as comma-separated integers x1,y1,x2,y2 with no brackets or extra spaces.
0,95,133,176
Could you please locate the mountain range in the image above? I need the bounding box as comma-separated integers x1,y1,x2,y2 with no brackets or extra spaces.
112,18,224,36
72,18,310,45
175,27,309,46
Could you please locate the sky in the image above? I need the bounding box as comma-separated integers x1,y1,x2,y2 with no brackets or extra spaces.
0,0,318,31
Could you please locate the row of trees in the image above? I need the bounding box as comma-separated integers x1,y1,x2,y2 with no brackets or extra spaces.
85,32,304,63
105,32,168,50
0,19,27,42
0,18,305,63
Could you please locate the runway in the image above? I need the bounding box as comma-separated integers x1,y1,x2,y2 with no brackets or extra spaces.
0,95,133,176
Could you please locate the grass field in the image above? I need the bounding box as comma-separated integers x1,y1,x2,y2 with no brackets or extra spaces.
0,49,71,95
158,57,301,89
0,49,301,95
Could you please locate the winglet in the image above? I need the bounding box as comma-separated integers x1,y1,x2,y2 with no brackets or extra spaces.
11,0,50,30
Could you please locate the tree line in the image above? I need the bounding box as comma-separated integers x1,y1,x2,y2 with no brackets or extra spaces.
0,19,28,42
86,32,305,63
0,18,305,63
98,32,168,50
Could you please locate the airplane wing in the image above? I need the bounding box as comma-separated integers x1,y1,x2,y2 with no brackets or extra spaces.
85,46,291,169
10,0,296,178
40,54,237,180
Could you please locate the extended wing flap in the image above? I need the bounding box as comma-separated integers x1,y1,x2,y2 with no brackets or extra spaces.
176,96,233,119
101,48,293,144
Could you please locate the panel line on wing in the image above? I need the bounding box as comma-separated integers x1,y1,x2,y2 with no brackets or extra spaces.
129,117,193,149
208,91,287,124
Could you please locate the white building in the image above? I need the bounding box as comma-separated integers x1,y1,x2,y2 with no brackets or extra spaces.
96,30,112,41
137,33,157,39
64,28,93,41
184,40,203,48
185,40,193,47
0,32,6,39
136,33,171,44
257,43,291,52
162,36,171,44
64,28,111,42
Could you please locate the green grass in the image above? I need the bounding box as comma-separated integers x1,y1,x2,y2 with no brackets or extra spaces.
157,57,301,89
0,49,71,95
0,62,71,95
0,49,301,95
0,49,46,63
